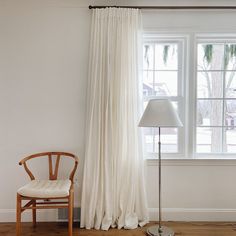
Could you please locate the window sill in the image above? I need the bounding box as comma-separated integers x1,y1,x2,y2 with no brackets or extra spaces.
145,158,236,166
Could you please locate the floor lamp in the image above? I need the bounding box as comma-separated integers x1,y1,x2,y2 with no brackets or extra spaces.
139,99,183,236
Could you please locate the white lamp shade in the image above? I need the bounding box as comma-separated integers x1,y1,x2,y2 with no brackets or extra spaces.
139,99,183,127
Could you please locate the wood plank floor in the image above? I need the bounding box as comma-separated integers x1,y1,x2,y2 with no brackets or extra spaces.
1,222,236,236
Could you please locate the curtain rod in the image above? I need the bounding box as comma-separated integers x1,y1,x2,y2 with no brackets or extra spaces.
89,5,236,10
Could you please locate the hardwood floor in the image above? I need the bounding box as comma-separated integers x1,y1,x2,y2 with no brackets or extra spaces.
1,222,236,236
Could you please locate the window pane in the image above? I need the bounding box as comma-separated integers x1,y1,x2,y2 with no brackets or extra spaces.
143,44,154,70
143,128,178,153
158,128,178,153
225,72,236,98
197,100,223,126
224,44,236,70
155,44,178,70
225,100,236,126
225,128,236,152
197,72,223,98
143,71,154,97
143,128,154,153
197,127,223,153
154,71,178,96
197,44,224,71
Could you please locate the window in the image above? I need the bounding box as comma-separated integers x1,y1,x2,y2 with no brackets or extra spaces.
142,34,236,159
142,36,186,158
196,40,236,154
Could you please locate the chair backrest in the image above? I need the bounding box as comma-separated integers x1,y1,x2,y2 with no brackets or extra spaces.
19,152,79,182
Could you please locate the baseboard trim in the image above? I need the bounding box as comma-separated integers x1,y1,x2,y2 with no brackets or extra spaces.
148,208,236,221
1,208,236,223
0,209,57,222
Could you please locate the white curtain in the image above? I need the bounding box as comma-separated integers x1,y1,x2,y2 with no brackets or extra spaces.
81,8,149,230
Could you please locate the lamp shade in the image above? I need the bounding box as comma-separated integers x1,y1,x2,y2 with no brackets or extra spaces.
139,99,183,127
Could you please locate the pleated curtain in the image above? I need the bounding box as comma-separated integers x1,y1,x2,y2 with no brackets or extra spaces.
80,8,149,230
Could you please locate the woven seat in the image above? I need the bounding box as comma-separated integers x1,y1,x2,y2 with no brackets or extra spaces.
17,180,71,198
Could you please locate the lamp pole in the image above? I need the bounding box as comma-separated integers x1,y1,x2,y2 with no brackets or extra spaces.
147,126,174,236
158,127,162,234
139,99,182,236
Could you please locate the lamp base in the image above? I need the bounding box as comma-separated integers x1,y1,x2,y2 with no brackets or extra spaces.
147,225,175,236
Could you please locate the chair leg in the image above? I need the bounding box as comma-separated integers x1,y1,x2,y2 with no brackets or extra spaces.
32,200,36,227
16,194,22,236
68,190,74,236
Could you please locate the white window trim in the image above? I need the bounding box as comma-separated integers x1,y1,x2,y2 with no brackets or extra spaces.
142,33,188,159
194,34,236,159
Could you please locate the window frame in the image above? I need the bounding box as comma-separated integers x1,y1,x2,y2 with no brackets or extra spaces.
142,34,188,159
194,35,236,158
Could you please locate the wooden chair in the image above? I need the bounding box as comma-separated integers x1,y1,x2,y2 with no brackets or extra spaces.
16,152,79,236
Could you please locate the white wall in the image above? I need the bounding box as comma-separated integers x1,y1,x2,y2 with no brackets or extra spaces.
0,0,91,221
1,0,236,222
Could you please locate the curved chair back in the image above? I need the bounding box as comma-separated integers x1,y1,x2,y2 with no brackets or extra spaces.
19,152,79,182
